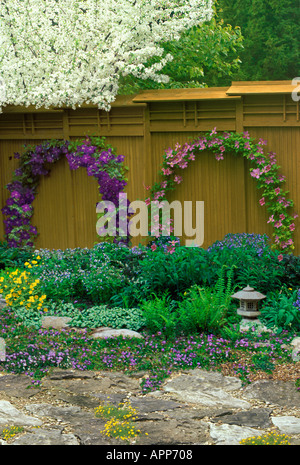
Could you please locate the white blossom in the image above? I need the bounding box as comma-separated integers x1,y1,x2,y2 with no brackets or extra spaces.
0,0,213,111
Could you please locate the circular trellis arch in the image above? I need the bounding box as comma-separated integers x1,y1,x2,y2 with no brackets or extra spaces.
146,129,297,254
1,136,131,248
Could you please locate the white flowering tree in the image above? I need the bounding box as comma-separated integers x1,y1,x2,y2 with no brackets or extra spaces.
0,0,214,111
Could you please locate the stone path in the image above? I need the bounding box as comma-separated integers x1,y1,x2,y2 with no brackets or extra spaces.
0,367,300,445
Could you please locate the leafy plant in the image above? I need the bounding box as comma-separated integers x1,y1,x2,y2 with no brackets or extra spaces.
260,289,300,333
70,305,146,332
139,246,213,300
139,292,179,337
178,265,235,334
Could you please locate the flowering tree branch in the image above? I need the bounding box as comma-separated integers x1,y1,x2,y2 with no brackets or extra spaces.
0,0,213,111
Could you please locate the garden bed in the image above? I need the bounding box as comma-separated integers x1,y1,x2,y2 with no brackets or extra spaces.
0,233,300,392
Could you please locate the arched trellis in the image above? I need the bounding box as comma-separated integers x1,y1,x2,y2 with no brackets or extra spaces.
1,136,131,248
146,129,297,254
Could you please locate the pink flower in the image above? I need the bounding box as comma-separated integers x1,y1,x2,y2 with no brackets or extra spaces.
258,138,267,146
235,140,240,148
174,175,183,184
145,198,151,206
151,244,157,251
161,167,173,176
278,254,283,262
153,190,165,200
274,220,282,228
259,197,265,206
220,145,225,152
161,181,168,189
279,213,286,220
289,223,295,231
215,153,224,161
274,187,281,195
165,148,173,158
244,142,251,150
294,213,299,219
265,177,274,184
167,246,175,254
210,127,217,135
262,164,271,173
267,215,274,223
250,168,261,179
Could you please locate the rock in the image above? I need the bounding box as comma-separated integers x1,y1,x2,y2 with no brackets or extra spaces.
208,422,262,445
271,416,300,434
0,338,5,361
129,397,182,413
0,400,42,426
48,368,95,380
162,369,251,410
55,393,101,409
72,419,124,445
41,316,72,329
239,319,271,334
211,408,273,428
135,418,209,445
25,403,81,419
243,380,300,408
291,337,300,361
91,328,144,339
11,427,80,445
0,374,40,398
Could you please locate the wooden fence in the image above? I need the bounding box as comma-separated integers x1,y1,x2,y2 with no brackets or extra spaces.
0,80,299,252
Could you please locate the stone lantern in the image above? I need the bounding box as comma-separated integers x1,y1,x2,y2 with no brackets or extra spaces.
231,285,266,321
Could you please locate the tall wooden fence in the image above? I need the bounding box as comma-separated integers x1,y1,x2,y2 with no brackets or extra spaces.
0,81,299,252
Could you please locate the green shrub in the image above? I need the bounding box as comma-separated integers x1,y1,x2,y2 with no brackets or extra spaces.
139,293,179,337
208,237,286,295
138,246,214,300
177,266,236,335
0,241,34,269
259,289,300,333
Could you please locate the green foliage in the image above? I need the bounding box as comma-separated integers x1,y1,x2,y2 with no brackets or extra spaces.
118,11,243,92
208,235,286,295
260,289,300,333
251,354,275,373
0,241,33,269
139,293,179,337
178,266,236,334
138,246,214,300
70,305,146,332
217,0,300,81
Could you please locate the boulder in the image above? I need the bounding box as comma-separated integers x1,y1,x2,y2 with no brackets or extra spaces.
91,328,144,339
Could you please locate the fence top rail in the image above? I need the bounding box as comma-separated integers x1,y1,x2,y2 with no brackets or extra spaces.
227,80,298,95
